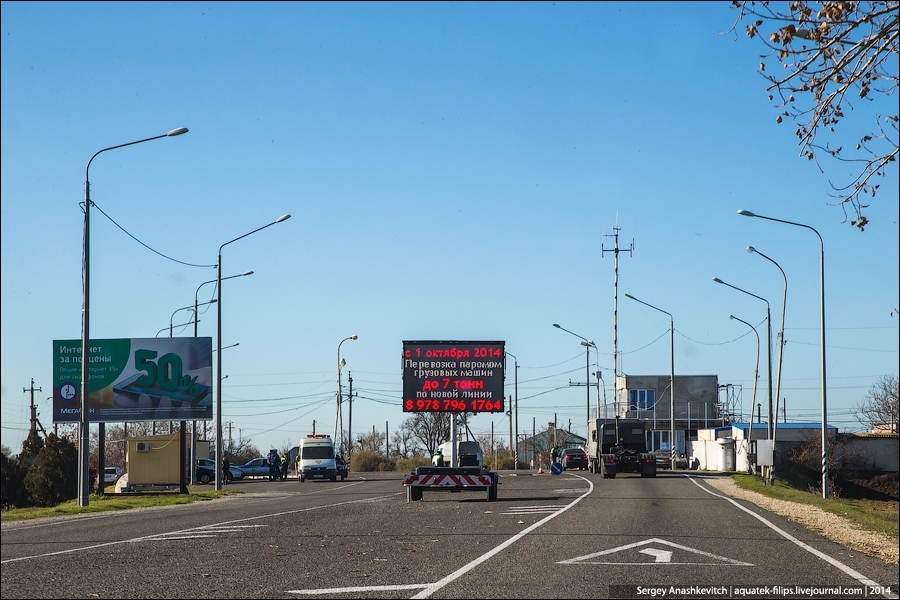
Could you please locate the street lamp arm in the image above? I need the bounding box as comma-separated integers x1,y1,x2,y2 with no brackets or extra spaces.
712,277,770,311
552,323,595,346
219,215,291,254
86,128,189,181
624,293,673,321
738,210,823,250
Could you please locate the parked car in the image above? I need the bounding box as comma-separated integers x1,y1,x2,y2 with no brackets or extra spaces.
195,458,243,484
559,448,588,471
655,449,688,470
103,466,123,484
232,457,271,478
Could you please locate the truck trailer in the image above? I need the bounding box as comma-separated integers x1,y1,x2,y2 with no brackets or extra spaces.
404,440,498,502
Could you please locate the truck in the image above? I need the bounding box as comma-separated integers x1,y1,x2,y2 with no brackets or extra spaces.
587,418,657,478
298,434,338,482
404,439,499,502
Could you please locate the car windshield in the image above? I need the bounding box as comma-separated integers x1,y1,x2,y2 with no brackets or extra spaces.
302,446,334,460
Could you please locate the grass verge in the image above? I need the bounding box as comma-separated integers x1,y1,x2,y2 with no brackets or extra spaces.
731,472,899,539
1,487,239,521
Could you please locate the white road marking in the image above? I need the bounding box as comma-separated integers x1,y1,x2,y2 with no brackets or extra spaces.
640,548,672,563
287,474,596,598
559,537,752,566
688,475,898,599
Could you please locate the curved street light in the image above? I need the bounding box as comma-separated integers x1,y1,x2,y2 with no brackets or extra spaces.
712,277,773,442
168,300,216,338
79,127,189,506
553,324,596,435
194,271,253,336
215,215,291,490
729,314,760,474
189,271,251,484
738,209,828,497
336,335,358,454
624,294,676,466
747,245,788,484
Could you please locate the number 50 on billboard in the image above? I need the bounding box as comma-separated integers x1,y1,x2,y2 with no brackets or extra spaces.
53,337,213,423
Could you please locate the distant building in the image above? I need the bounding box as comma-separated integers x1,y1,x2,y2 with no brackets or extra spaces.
613,374,723,455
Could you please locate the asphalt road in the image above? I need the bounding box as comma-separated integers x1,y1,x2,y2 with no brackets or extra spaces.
1,470,897,599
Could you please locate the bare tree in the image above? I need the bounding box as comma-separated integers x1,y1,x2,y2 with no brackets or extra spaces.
356,428,386,454
391,421,424,459
399,413,450,456
856,374,899,432
728,1,899,230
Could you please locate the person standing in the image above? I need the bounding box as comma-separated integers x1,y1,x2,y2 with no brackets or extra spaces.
267,449,279,481
222,456,231,486
280,454,289,481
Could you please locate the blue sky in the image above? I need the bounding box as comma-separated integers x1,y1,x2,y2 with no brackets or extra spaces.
2,2,897,456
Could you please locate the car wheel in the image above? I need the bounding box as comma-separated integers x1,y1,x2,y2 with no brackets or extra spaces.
199,473,211,484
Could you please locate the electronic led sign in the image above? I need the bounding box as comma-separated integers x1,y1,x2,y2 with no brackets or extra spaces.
402,341,505,413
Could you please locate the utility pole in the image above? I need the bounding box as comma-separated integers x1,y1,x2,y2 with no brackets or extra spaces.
508,396,513,463
347,372,354,459
602,222,633,418
24,379,46,437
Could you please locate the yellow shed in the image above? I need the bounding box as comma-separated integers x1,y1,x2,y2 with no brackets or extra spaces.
126,435,182,485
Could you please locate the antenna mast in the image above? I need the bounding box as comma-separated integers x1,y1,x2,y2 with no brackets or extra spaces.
601,222,633,417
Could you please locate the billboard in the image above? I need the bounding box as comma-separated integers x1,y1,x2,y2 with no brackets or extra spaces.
53,337,213,423
402,341,505,413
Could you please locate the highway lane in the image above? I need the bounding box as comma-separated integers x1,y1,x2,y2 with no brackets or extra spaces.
1,471,896,599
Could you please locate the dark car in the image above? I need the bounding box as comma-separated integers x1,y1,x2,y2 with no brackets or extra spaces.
559,448,588,471
335,455,349,481
196,458,243,484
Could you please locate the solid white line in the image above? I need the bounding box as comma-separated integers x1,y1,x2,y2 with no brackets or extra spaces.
688,475,898,599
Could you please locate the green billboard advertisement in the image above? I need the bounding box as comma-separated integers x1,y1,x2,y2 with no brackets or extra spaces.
53,337,213,423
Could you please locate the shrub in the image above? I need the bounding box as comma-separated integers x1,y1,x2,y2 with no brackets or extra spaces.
350,450,396,472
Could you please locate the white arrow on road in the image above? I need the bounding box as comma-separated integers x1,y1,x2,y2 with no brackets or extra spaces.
639,548,673,563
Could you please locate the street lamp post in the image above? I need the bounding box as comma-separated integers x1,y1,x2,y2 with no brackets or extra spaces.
215,215,291,490
747,245,788,484
194,272,253,337
336,335,358,454
191,271,251,484
184,271,253,485
170,301,216,338
624,294,676,466
79,127,188,506
712,277,773,440
553,324,596,436
728,314,760,474
594,370,606,419
506,351,519,469
738,209,828,498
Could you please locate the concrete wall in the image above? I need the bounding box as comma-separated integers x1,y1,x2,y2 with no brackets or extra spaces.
835,434,899,473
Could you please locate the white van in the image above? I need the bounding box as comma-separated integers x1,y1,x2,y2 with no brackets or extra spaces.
432,440,483,468
298,434,337,482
